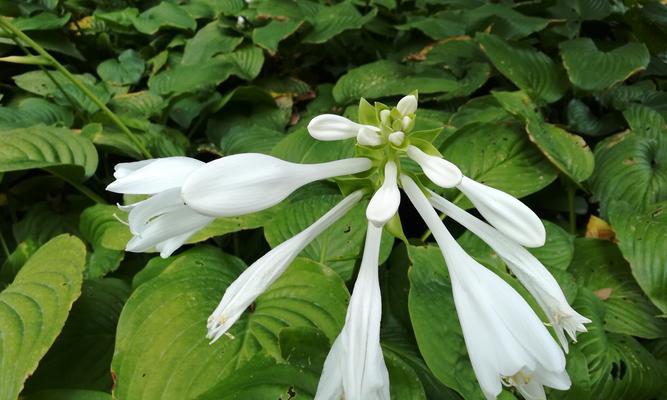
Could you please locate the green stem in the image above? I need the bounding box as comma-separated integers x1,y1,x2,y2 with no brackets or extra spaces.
0,229,10,259
566,184,576,234
47,169,107,204
0,18,152,159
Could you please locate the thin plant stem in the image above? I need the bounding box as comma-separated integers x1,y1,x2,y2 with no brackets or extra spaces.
46,168,107,204
0,229,10,259
0,18,152,159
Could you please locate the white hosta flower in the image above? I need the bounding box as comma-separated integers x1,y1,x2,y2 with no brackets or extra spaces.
402,175,570,400
428,191,590,350
106,157,214,258
396,94,417,116
357,126,385,146
308,114,379,141
388,131,404,146
366,161,400,227
316,224,389,400
181,153,371,217
207,190,363,343
457,177,546,248
380,109,390,124
406,145,462,188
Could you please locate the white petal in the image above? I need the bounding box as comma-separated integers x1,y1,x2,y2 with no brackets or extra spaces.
428,191,590,350
397,95,417,116
401,116,411,130
457,177,546,248
125,206,213,254
113,159,154,179
340,224,390,400
315,337,344,400
388,131,404,146
402,175,566,393
154,229,199,258
107,157,204,195
357,126,384,146
182,154,371,217
406,145,462,188
366,161,400,227
125,188,184,235
308,114,376,141
207,190,363,343
380,109,390,125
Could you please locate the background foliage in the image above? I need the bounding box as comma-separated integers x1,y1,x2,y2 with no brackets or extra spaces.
0,0,666,399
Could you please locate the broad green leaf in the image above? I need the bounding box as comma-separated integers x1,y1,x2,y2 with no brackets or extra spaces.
333,60,487,105
13,12,70,31
109,91,166,118
528,221,575,271
493,91,595,182
465,3,552,39
0,98,73,130
0,235,86,400
569,238,667,338
264,194,394,280
13,70,111,114
0,125,98,179
13,199,84,246
216,45,265,81
196,352,318,399
560,39,650,91
182,21,243,65
609,201,667,314
131,2,196,34
439,122,558,208
302,2,376,44
79,205,132,251
477,33,568,103
25,279,130,391
148,59,234,96
219,125,284,155
252,20,303,53
23,389,111,400
112,248,348,400
569,290,666,399
589,107,667,216
97,50,145,86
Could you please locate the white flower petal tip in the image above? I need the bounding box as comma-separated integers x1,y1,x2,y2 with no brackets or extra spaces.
206,191,364,344
397,95,418,116
357,126,385,146
427,191,590,352
181,154,371,217
457,177,546,248
380,109,390,124
366,161,400,227
406,145,462,188
388,131,405,146
308,114,376,141
315,224,390,400
402,176,568,400
106,156,205,195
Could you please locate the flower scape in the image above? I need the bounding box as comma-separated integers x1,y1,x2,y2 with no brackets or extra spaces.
106,94,591,400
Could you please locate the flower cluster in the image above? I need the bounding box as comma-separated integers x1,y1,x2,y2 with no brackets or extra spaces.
106,93,589,400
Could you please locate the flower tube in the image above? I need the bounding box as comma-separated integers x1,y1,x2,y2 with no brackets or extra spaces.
207,190,364,343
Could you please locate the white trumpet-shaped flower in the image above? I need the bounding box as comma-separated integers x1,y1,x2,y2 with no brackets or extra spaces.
457,177,545,248
181,153,371,217
366,161,400,227
308,114,379,141
406,145,462,188
316,224,389,400
106,157,214,258
428,191,590,351
396,94,417,116
207,190,363,343
402,175,570,400
357,126,385,146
